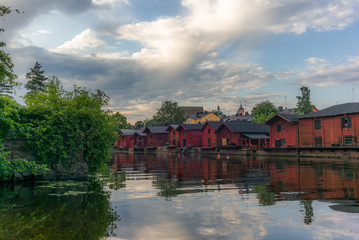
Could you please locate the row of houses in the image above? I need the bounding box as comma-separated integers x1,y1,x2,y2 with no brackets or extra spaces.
114,102,359,150
114,121,270,150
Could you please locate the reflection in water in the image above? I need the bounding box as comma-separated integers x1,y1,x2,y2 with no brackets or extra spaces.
2,153,359,240
0,179,119,240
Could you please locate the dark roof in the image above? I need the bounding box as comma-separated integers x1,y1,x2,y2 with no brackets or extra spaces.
265,113,300,124
165,124,179,131
188,112,212,119
143,126,168,134
119,129,143,136
202,121,222,130
299,102,359,119
218,122,269,133
178,124,204,130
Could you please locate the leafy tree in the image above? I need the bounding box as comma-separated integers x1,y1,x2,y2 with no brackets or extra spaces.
251,100,278,123
295,86,315,115
152,100,185,125
143,119,157,126
134,120,144,129
111,112,131,130
0,5,20,94
25,61,48,95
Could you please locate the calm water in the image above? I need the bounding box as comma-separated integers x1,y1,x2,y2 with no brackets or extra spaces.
2,153,359,240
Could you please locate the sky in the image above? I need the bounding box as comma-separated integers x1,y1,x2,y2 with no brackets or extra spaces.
2,0,359,123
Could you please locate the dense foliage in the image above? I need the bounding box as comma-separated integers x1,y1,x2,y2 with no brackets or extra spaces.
24,61,48,95
23,78,116,172
152,100,185,125
111,112,131,130
295,86,315,115
251,101,278,124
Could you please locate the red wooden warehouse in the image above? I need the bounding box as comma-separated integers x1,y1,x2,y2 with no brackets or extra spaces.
265,113,300,147
298,102,359,147
202,121,222,148
143,126,169,147
177,124,204,147
216,122,269,150
115,129,146,149
166,124,180,148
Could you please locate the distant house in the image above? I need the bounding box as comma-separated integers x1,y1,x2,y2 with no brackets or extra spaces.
202,121,222,148
179,106,204,116
177,124,204,147
143,126,169,147
166,124,180,147
184,112,221,124
265,113,300,147
298,103,359,147
116,129,146,149
216,122,270,150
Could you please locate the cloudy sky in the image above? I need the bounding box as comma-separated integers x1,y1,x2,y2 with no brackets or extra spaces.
2,0,359,123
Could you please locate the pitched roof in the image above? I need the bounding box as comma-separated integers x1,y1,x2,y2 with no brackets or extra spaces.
165,124,180,131
299,102,359,119
265,113,300,124
188,112,212,119
202,121,222,130
178,124,204,130
143,126,168,134
218,122,269,133
119,129,143,136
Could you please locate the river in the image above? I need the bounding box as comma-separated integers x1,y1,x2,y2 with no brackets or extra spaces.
1,153,359,239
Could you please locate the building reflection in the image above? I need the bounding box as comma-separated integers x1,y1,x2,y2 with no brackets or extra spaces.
111,153,359,201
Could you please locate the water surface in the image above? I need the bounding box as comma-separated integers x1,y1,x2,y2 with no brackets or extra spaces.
2,153,359,240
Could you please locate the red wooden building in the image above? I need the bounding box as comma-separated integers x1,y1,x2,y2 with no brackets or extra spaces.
265,113,300,147
177,124,204,147
166,124,180,147
115,129,146,149
202,121,222,148
298,103,359,147
216,122,269,149
143,126,169,147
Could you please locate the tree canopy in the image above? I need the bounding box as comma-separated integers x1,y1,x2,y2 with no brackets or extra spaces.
0,5,19,94
25,61,48,95
295,86,315,115
111,112,131,130
251,101,278,124
152,100,185,125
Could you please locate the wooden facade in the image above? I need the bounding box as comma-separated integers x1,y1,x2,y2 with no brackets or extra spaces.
185,112,221,124
298,103,359,147
115,129,146,149
143,126,169,147
265,113,299,148
177,124,204,147
202,122,222,148
166,124,180,147
216,122,270,150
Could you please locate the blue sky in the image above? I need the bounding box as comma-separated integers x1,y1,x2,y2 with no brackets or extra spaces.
3,0,359,122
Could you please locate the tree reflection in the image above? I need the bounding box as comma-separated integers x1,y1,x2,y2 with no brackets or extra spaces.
300,200,313,225
153,176,184,200
254,185,275,206
0,179,119,240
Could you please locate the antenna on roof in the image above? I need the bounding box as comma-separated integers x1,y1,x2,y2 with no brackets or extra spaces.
284,96,287,108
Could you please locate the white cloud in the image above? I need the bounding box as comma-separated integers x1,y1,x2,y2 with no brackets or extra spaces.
299,56,359,87
92,0,129,6
52,28,107,54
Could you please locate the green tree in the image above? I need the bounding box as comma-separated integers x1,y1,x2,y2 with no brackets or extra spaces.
152,100,185,125
251,101,278,123
295,86,315,115
134,120,144,129
0,5,20,94
111,112,131,130
24,61,48,95
143,119,157,126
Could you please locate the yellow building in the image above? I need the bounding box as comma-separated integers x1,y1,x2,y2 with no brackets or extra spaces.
184,112,222,124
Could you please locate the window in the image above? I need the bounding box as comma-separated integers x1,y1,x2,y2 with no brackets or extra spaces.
208,128,211,134
275,139,285,147
173,140,176,145
226,129,230,135
277,124,285,132
341,117,352,128
314,120,321,129
173,131,175,137
184,131,186,137
315,136,322,147
344,135,354,145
